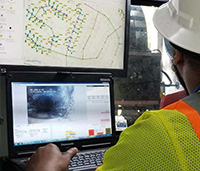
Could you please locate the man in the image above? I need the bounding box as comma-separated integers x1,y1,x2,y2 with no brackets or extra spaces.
27,0,200,170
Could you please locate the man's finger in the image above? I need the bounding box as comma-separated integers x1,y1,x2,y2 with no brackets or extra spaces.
63,147,78,159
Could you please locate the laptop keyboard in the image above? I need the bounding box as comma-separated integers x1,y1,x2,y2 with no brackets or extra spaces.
68,149,106,170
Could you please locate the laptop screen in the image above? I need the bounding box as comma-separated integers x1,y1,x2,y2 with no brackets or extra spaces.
11,81,112,146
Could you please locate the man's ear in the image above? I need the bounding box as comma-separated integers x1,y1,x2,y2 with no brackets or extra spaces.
173,50,184,65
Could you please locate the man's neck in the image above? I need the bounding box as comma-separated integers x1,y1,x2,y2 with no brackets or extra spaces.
184,68,200,94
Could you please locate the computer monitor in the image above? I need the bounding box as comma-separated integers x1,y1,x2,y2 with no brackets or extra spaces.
0,0,130,77
3,71,116,157
12,81,113,146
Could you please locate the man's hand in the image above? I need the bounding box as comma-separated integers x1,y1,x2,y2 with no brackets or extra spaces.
26,143,78,171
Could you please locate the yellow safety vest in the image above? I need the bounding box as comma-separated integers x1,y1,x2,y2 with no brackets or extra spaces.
96,92,200,171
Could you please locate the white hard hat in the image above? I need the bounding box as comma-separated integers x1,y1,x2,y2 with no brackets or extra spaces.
153,0,200,54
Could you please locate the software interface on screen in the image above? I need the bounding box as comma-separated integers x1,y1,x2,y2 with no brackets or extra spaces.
0,0,127,70
11,82,112,146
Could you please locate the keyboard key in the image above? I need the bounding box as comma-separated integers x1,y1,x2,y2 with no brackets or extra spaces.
68,149,106,169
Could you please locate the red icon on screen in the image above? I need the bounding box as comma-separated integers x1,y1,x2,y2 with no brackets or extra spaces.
89,129,94,136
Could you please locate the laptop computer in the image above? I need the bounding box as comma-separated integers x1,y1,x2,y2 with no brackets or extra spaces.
3,71,116,171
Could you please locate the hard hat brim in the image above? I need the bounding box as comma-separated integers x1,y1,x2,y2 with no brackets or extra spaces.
153,3,200,54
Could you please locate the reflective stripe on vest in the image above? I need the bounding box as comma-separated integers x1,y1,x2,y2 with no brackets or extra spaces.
164,93,200,141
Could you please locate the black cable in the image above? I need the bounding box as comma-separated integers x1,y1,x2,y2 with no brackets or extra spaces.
161,70,172,86
160,69,179,89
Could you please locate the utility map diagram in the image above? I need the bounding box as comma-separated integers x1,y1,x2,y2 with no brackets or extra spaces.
24,0,126,68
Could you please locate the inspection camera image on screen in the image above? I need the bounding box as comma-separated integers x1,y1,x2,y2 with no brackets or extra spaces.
11,82,112,146
27,86,74,121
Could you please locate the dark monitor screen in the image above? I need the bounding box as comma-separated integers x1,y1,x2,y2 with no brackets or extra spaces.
131,0,168,7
